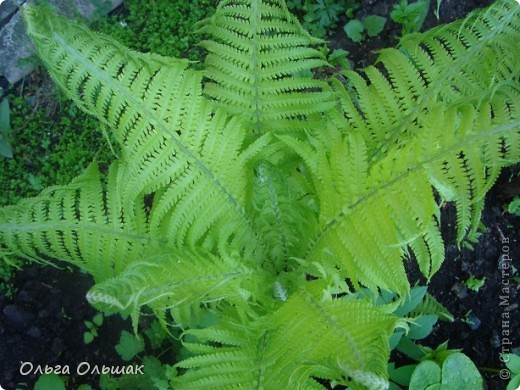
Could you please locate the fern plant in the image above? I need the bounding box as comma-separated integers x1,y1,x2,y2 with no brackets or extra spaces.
1,0,519,388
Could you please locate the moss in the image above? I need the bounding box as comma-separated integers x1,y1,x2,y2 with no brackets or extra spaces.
0,0,218,206
0,83,113,206
91,0,218,61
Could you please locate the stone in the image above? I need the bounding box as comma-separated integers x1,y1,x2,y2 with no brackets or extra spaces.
0,0,123,85
3,304,35,328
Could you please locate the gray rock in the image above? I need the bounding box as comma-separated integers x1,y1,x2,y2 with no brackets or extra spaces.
451,282,468,299
0,0,123,85
0,0,23,23
0,9,34,85
3,304,35,328
26,325,42,338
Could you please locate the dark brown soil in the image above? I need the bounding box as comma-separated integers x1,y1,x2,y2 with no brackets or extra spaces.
327,0,494,69
1,1,518,389
405,168,520,390
0,265,130,389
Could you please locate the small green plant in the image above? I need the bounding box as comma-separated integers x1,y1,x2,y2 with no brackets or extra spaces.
83,312,104,344
327,48,351,69
0,89,13,159
461,309,482,330
383,287,482,390
507,196,520,216
0,88,113,206
34,373,66,390
90,0,218,61
389,340,482,389
465,275,486,292
502,353,520,390
433,0,444,20
115,330,145,362
386,286,453,357
356,286,482,390
409,345,483,389
99,325,175,389
344,15,387,42
301,0,351,37
391,0,430,35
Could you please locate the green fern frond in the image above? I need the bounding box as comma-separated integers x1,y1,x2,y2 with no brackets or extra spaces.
333,0,519,162
21,5,270,257
87,250,251,331
174,286,398,389
424,99,519,242
199,0,335,134
1,1,518,388
0,162,151,281
249,159,316,273
411,292,454,322
293,92,518,292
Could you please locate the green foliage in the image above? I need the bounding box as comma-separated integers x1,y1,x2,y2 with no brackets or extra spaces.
145,319,171,350
363,15,387,36
389,342,482,389
327,48,351,70
390,0,430,35
502,353,520,390
344,19,364,42
409,351,482,389
100,320,177,389
464,275,486,292
344,15,387,42
287,0,359,37
360,287,458,389
34,373,67,390
302,0,346,37
1,0,216,209
381,286,453,355
507,196,520,216
0,91,13,159
115,330,145,362
90,0,218,61
83,312,104,344
99,356,171,390
434,0,444,19
0,89,113,207
1,0,519,387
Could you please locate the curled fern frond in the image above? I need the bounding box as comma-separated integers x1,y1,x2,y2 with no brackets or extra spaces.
87,250,251,331
249,159,316,273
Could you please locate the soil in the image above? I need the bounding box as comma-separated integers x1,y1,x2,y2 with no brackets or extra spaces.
0,1,518,389
0,264,131,389
405,169,520,390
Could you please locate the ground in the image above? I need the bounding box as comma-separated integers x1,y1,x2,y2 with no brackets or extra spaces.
0,0,518,389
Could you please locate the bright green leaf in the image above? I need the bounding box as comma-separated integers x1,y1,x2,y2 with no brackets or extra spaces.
0,98,10,132
116,330,145,361
407,314,438,339
409,360,441,389
441,353,482,389
0,133,13,158
344,19,364,42
506,375,520,390
34,373,66,390
503,353,520,373
364,15,387,37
